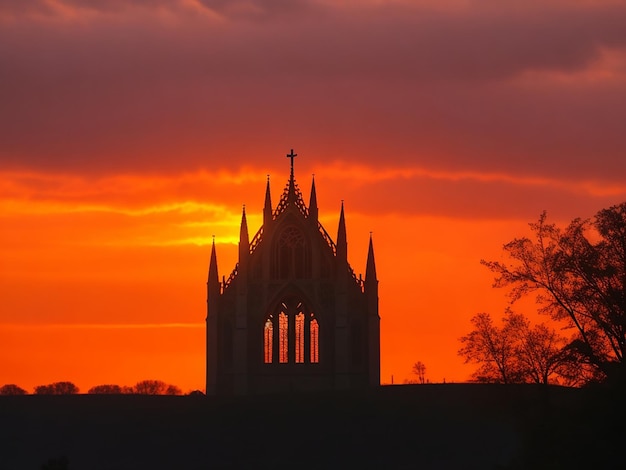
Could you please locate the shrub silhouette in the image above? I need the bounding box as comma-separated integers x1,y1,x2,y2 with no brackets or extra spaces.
34,382,79,395
133,380,182,395
87,384,123,394
0,383,27,395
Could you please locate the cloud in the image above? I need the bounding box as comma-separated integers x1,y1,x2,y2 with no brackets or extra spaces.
0,0,625,184
2,164,624,228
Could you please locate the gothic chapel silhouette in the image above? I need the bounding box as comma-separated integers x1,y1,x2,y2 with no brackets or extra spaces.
207,151,380,394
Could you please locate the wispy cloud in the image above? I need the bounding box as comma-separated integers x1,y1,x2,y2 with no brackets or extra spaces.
319,162,626,196
2,166,625,225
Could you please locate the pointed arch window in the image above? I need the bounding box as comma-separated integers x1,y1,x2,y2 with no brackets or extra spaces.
310,316,319,364
264,318,273,364
295,312,304,363
271,226,311,279
279,312,289,363
263,299,319,364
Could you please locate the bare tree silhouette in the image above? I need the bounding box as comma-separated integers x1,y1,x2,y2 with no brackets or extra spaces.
412,361,427,384
459,311,570,384
482,202,626,383
459,312,522,384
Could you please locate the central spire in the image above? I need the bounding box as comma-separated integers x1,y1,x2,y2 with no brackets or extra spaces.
286,148,297,178
286,148,297,202
274,148,308,217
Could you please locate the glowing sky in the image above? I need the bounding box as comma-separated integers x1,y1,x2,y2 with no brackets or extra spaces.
1,0,626,392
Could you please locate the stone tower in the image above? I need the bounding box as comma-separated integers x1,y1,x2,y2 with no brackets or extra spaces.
206,150,380,395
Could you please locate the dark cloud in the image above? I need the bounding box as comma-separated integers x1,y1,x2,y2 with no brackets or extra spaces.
198,0,318,20
0,0,316,17
333,175,626,222
0,0,625,182
0,0,49,15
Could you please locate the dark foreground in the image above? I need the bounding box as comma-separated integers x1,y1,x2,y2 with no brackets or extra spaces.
1,384,624,469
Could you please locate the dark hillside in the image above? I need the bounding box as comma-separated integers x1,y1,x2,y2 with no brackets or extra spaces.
0,384,621,469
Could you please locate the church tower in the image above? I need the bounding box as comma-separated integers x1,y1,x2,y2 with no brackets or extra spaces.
206,150,380,395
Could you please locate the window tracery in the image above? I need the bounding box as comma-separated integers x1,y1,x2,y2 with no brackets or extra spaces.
263,300,319,365
271,226,311,279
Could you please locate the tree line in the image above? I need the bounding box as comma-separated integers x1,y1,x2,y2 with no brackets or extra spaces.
0,380,201,395
459,201,626,386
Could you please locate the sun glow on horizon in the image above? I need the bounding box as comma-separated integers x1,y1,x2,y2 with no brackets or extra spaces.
2,159,625,391
1,0,626,396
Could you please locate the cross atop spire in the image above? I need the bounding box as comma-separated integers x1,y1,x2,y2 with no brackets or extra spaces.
286,149,297,176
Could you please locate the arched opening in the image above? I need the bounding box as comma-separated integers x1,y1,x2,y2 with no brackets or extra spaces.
263,298,319,364
264,318,273,364
310,316,319,363
295,312,304,363
279,311,288,363
271,226,311,279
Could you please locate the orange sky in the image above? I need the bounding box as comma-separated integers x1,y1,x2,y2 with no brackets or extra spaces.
1,0,626,392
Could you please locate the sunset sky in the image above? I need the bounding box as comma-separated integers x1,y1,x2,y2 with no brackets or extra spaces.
1,0,626,392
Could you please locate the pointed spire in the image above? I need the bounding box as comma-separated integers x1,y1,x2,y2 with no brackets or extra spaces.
365,233,377,283
309,174,318,222
263,175,272,224
288,172,296,202
287,149,297,202
206,236,220,396
208,237,220,292
336,201,347,262
287,148,297,177
239,205,249,263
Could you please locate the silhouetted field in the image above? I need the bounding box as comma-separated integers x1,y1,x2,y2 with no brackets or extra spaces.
1,384,623,469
